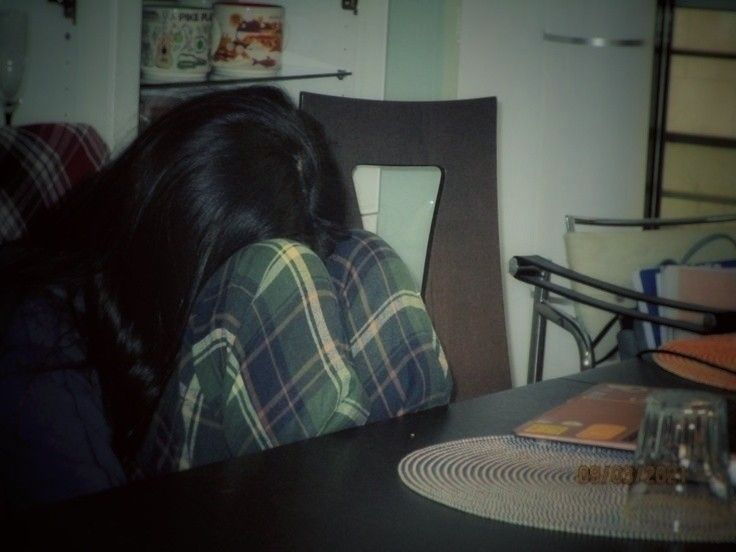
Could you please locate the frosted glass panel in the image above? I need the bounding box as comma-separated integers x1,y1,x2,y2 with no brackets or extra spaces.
355,166,440,290
672,8,736,53
351,165,381,215
667,56,736,138
662,143,736,197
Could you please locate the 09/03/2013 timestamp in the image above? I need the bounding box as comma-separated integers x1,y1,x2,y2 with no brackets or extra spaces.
575,464,687,485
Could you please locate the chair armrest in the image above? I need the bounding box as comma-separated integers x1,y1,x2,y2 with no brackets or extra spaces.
509,255,736,335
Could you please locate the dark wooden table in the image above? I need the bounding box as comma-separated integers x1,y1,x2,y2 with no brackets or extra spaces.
11,360,736,550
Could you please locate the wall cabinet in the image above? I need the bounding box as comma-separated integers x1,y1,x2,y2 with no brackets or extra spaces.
6,0,388,152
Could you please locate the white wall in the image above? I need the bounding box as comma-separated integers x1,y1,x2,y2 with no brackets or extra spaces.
457,0,656,385
1,0,141,152
374,0,460,286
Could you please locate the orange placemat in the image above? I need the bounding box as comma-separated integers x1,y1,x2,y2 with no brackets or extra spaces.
653,333,736,391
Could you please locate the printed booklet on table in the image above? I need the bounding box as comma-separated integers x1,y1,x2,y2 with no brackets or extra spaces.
514,383,651,450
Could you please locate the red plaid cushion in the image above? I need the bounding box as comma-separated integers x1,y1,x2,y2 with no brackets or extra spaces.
0,123,108,244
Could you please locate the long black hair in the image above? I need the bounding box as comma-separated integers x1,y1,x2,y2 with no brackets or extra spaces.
2,86,346,468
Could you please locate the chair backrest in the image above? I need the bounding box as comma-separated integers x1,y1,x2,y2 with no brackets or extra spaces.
300,93,510,400
564,214,736,351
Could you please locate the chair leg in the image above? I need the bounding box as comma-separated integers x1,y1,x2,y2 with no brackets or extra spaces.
527,271,598,383
535,302,595,371
527,273,550,384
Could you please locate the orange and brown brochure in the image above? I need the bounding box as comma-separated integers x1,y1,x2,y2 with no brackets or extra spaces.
514,384,651,450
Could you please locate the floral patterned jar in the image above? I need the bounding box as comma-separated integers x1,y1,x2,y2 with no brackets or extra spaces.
211,3,283,77
141,3,213,83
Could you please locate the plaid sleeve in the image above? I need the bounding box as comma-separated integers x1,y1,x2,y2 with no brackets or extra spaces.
138,233,452,477
326,230,452,423
137,240,370,476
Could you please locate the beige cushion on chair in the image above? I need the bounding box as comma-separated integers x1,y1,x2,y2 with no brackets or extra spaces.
564,221,736,354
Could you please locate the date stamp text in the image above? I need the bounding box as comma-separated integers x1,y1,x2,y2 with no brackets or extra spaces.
575,464,686,485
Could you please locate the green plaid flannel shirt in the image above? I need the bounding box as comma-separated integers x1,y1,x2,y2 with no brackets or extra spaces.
136,230,451,476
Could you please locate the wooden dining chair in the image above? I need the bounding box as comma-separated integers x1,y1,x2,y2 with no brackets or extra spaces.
300,93,510,400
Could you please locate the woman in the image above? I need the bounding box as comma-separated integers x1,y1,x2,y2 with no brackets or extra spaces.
0,86,451,506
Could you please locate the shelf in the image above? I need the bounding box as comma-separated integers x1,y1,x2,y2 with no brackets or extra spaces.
661,190,736,206
664,132,736,149
138,63,351,131
670,48,736,60
140,67,351,92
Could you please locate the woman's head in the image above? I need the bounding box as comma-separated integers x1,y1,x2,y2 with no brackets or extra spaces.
27,86,345,283
89,86,346,353
16,86,346,465
120,86,345,259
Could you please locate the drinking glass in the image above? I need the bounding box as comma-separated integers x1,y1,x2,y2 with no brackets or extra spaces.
624,389,735,538
0,10,28,125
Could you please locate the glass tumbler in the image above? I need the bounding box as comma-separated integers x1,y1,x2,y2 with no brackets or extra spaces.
624,389,735,539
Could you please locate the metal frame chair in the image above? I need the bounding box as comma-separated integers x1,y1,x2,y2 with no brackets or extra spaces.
512,213,736,384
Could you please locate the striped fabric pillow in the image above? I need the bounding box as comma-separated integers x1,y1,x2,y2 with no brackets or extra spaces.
0,123,108,244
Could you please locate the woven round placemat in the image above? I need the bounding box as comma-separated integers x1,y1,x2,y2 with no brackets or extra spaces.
398,435,736,542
